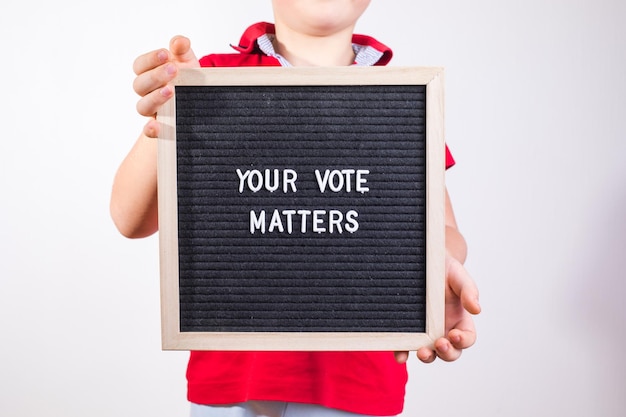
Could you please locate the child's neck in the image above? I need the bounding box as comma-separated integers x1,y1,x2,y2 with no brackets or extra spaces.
272,25,356,67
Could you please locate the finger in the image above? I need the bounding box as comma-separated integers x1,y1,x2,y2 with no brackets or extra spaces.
448,325,477,351
416,346,437,364
136,84,174,117
446,256,481,315
143,118,161,139
433,337,463,362
169,35,200,67
446,307,477,348
394,351,409,364
133,48,171,76
434,312,478,361
133,60,178,98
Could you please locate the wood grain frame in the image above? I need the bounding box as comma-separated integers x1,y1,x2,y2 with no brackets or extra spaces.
157,66,445,351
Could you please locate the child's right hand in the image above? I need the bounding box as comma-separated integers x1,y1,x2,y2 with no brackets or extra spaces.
132,35,200,138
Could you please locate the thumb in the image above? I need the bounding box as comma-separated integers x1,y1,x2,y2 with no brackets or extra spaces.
169,35,200,68
446,254,481,315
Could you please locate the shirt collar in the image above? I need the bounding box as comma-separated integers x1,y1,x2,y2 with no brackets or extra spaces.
256,33,384,67
230,22,392,66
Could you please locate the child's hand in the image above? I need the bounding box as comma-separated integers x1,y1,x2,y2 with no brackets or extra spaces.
395,253,481,364
132,36,200,138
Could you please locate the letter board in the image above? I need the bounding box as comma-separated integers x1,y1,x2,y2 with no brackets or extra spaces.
157,66,446,351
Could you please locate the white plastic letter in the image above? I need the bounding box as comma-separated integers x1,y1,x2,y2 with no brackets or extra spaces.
248,170,263,192
250,210,266,234
265,169,279,193
284,169,298,193
268,209,284,233
237,169,250,193
345,210,359,233
315,169,330,193
313,210,327,233
297,209,311,233
356,170,370,193
328,210,343,234
282,209,296,234
328,170,344,192
341,169,355,192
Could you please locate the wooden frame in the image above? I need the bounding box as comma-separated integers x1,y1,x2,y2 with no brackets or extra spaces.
157,66,446,351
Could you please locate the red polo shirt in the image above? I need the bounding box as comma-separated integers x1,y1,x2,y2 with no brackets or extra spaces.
186,22,453,416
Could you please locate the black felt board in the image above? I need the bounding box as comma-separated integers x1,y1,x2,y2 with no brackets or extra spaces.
157,66,446,351
175,84,426,333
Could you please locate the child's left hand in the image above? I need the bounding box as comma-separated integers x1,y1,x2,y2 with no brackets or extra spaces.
395,252,481,364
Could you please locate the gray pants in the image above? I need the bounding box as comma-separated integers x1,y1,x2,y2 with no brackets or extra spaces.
190,401,391,417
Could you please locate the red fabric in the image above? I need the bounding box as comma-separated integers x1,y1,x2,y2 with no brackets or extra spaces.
187,22,453,416
446,146,455,169
187,351,407,416
200,22,393,67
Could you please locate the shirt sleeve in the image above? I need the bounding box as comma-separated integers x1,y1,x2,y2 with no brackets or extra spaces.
445,145,455,169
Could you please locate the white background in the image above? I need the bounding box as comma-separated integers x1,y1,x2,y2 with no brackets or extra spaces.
1,1,624,416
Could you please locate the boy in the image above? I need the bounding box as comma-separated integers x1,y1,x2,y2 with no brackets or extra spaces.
110,1,480,416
